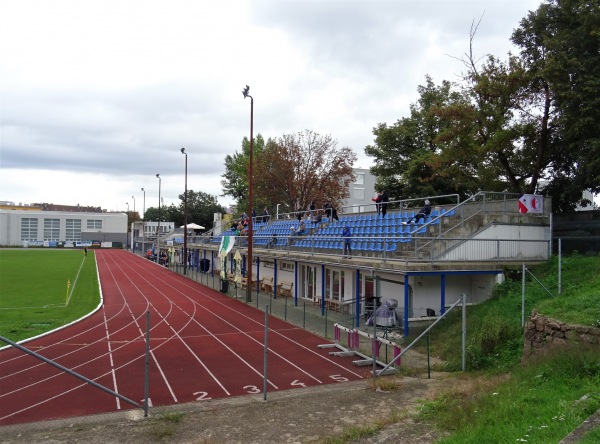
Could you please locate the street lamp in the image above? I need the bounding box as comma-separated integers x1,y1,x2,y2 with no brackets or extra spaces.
131,195,136,253
156,174,161,263
242,84,254,303
141,187,146,257
181,147,188,276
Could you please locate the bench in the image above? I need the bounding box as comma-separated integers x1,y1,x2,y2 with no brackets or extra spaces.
241,277,257,290
278,281,293,298
261,277,274,293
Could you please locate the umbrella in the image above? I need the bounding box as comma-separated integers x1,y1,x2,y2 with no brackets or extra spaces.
181,223,205,230
234,250,242,286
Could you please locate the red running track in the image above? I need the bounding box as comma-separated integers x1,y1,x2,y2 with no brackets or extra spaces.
0,249,366,426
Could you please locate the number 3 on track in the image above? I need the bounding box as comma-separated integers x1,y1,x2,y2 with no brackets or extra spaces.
243,385,261,394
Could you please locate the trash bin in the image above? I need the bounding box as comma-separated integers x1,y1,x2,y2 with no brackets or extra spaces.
200,258,210,272
220,279,229,293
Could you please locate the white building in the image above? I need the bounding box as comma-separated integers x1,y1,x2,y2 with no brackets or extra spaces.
0,209,127,247
340,168,378,214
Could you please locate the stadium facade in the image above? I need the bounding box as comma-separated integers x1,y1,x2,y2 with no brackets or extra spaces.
0,209,127,247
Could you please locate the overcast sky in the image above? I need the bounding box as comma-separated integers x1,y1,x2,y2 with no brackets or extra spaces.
2,0,565,214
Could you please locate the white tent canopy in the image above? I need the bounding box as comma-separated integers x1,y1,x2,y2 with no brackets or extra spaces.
181,223,205,230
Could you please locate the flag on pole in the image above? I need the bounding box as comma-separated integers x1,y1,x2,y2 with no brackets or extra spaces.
518,194,544,214
219,236,234,257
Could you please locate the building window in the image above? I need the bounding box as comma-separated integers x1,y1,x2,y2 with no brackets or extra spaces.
44,218,60,241
66,219,82,242
325,268,345,301
21,218,38,241
280,261,294,271
354,188,365,200
355,173,365,185
87,219,102,230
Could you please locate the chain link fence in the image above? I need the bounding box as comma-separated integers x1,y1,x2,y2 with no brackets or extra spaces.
172,264,465,379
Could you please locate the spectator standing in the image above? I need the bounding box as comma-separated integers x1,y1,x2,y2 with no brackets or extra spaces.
323,200,332,219
372,192,382,215
308,201,316,217
331,204,340,222
380,190,390,218
262,207,270,223
342,225,352,258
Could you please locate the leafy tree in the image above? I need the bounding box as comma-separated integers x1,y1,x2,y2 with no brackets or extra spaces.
511,0,600,211
177,189,226,231
366,1,600,212
365,76,475,203
143,207,160,222
144,190,225,231
222,130,356,217
254,130,357,215
221,134,267,215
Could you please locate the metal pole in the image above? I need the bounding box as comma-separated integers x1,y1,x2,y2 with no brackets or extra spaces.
181,148,188,276
141,188,146,257
461,292,466,372
522,263,526,327
372,313,377,381
0,335,142,410
263,305,269,401
242,85,254,304
131,196,136,252
558,238,562,295
144,311,150,417
156,174,161,263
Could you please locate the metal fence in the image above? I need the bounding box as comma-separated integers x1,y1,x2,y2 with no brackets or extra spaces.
171,265,466,378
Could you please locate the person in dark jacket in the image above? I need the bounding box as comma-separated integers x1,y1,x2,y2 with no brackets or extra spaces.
413,199,431,223
342,225,352,258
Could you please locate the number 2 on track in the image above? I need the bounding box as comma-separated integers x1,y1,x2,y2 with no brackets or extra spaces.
193,391,212,401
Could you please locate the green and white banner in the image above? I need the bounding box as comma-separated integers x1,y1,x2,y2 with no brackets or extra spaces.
219,236,235,257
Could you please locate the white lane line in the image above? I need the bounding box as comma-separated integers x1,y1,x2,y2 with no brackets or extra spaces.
103,311,120,410
175,278,364,379
150,308,231,396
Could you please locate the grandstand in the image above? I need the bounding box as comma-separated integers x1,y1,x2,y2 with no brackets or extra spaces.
171,192,552,334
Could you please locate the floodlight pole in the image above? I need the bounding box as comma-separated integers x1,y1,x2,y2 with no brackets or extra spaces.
156,174,161,263
242,85,254,303
125,202,130,250
141,188,146,256
181,147,188,276
131,196,136,252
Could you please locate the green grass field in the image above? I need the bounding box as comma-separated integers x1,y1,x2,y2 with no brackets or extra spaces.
0,249,100,343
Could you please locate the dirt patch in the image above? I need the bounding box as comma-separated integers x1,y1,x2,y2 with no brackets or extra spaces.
0,374,454,444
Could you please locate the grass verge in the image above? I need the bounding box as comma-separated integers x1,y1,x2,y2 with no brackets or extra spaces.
418,347,600,443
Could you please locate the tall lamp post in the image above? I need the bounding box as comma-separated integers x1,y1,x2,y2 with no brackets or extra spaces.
242,85,254,303
141,188,146,257
131,195,136,253
181,147,188,276
156,174,161,263
125,202,130,250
